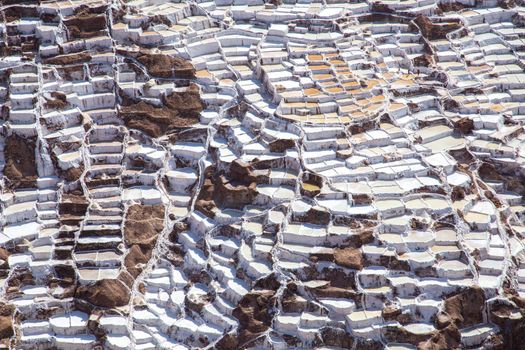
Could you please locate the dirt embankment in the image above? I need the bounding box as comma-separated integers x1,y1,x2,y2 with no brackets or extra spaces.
75,279,131,308
75,205,164,308
124,205,165,278
43,52,92,65
0,303,14,344
59,191,89,225
478,162,525,198
136,51,196,79
4,134,37,189
195,166,218,218
119,84,205,138
414,15,461,40
419,286,485,349
333,247,364,270
489,295,525,349
44,92,69,110
454,117,474,134
1,5,38,22
214,158,258,210
64,6,107,39
196,160,259,218
117,48,196,79
216,289,276,349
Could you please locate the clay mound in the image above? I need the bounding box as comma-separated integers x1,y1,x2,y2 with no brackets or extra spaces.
478,163,504,182
61,165,84,182
418,323,460,350
124,204,165,247
412,54,433,67
478,162,525,197
490,298,525,349
4,134,37,189
296,205,330,225
120,85,204,138
137,53,196,79
384,325,435,345
123,204,164,278
438,1,472,12
75,279,130,308
215,333,239,350
120,101,196,137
